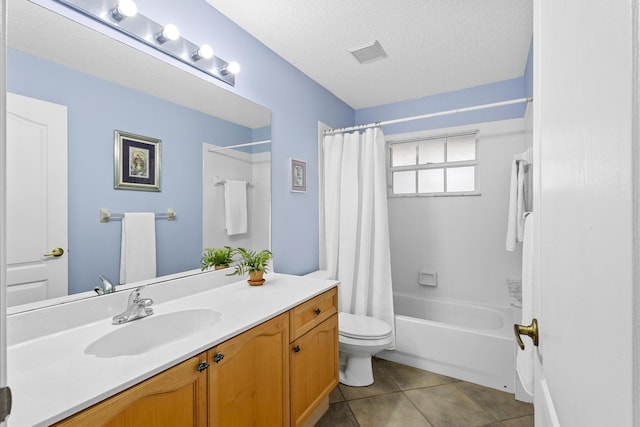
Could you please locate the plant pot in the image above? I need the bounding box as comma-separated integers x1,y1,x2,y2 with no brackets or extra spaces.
214,264,229,270
247,270,265,286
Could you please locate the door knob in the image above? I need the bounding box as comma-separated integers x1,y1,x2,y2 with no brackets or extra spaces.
514,318,539,350
43,247,64,257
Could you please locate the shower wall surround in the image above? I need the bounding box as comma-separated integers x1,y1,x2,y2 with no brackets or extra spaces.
387,118,526,307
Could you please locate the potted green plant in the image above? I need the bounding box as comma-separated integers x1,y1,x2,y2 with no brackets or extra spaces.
228,248,272,285
201,246,234,271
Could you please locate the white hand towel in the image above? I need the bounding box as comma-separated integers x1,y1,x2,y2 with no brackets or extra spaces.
119,212,156,284
516,161,526,240
224,180,248,235
517,212,535,396
506,159,526,251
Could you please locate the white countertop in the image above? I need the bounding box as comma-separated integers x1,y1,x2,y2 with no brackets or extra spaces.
6,273,337,426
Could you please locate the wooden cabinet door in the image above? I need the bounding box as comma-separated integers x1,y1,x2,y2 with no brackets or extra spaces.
290,314,339,427
54,353,208,427
208,312,290,427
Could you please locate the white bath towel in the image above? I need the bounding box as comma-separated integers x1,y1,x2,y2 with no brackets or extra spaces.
517,212,535,396
224,180,248,235
506,159,527,251
119,212,156,284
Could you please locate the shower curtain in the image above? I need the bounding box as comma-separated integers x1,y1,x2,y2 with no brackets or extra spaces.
320,127,395,348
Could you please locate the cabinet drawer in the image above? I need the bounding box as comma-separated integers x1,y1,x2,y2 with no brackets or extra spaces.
289,287,337,341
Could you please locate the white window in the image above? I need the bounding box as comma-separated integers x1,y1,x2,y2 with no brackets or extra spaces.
388,131,478,196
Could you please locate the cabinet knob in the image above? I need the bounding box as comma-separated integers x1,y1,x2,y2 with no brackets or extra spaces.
213,352,225,363
314,308,321,315
293,345,301,353
197,361,209,372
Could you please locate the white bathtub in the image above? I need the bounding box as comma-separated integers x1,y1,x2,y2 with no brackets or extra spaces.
378,292,516,392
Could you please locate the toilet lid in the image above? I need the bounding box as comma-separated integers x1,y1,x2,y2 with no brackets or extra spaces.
339,312,392,340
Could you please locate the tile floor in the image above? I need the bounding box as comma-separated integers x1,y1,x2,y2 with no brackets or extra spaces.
316,358,533,427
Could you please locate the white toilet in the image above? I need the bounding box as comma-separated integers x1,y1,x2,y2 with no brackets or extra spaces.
304,270,393,386
338,312,393,387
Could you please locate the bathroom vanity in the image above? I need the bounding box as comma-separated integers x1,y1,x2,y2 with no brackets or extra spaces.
6,272,338,426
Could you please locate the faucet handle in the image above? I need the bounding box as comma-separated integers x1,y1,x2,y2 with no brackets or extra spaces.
138,298,154,307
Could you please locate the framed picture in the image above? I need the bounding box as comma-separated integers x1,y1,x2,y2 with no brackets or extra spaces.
114,130,161,191
290,158,307,193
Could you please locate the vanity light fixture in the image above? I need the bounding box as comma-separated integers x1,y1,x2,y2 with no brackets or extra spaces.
192,44,214,61
156,23,180,44
111,0,137,21
54,0,239,86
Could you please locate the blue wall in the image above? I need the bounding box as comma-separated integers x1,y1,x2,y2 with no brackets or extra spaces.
355,77,528,136
251,126,272,153
8,49,253,293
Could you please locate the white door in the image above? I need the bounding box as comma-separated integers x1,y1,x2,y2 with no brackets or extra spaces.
6,93,68,306
532,1,636,426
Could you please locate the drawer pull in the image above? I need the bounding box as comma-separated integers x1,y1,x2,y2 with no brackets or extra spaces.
293,345,301,353
213,352,225,363
197,361,209,372
314,308,321,315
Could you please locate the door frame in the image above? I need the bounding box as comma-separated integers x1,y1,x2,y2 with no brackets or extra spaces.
1,0,8,424
632,0,640,423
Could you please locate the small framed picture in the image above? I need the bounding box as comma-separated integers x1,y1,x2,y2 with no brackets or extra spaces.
114,130,161,191
290,158,307,193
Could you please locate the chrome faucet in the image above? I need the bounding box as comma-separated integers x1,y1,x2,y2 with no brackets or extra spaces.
94,275,116,295
112,287,154,325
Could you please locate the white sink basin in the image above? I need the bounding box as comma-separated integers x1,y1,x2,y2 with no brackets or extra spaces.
85,309,222,358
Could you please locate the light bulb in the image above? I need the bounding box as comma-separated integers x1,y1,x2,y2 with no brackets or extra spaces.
192,44,214,61
226,61,240,74
111,0,137,21
156,24,180,43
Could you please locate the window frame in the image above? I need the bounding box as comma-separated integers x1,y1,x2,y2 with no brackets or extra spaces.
387,130,481,197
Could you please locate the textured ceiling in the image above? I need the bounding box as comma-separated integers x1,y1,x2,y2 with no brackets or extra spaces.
205,0,533,109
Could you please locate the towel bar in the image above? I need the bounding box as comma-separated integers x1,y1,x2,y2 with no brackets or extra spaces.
100,208,176,222
214,177,253,187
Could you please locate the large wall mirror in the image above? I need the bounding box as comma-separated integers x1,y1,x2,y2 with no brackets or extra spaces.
5,0,271,310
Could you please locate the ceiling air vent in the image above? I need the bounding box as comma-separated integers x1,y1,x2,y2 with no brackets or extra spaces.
348,40,387,64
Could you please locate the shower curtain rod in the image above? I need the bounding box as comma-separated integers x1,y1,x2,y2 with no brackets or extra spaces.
323,97,533,135
207,139,271,152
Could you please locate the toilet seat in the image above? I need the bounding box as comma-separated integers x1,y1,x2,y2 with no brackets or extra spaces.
339,312,392,340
